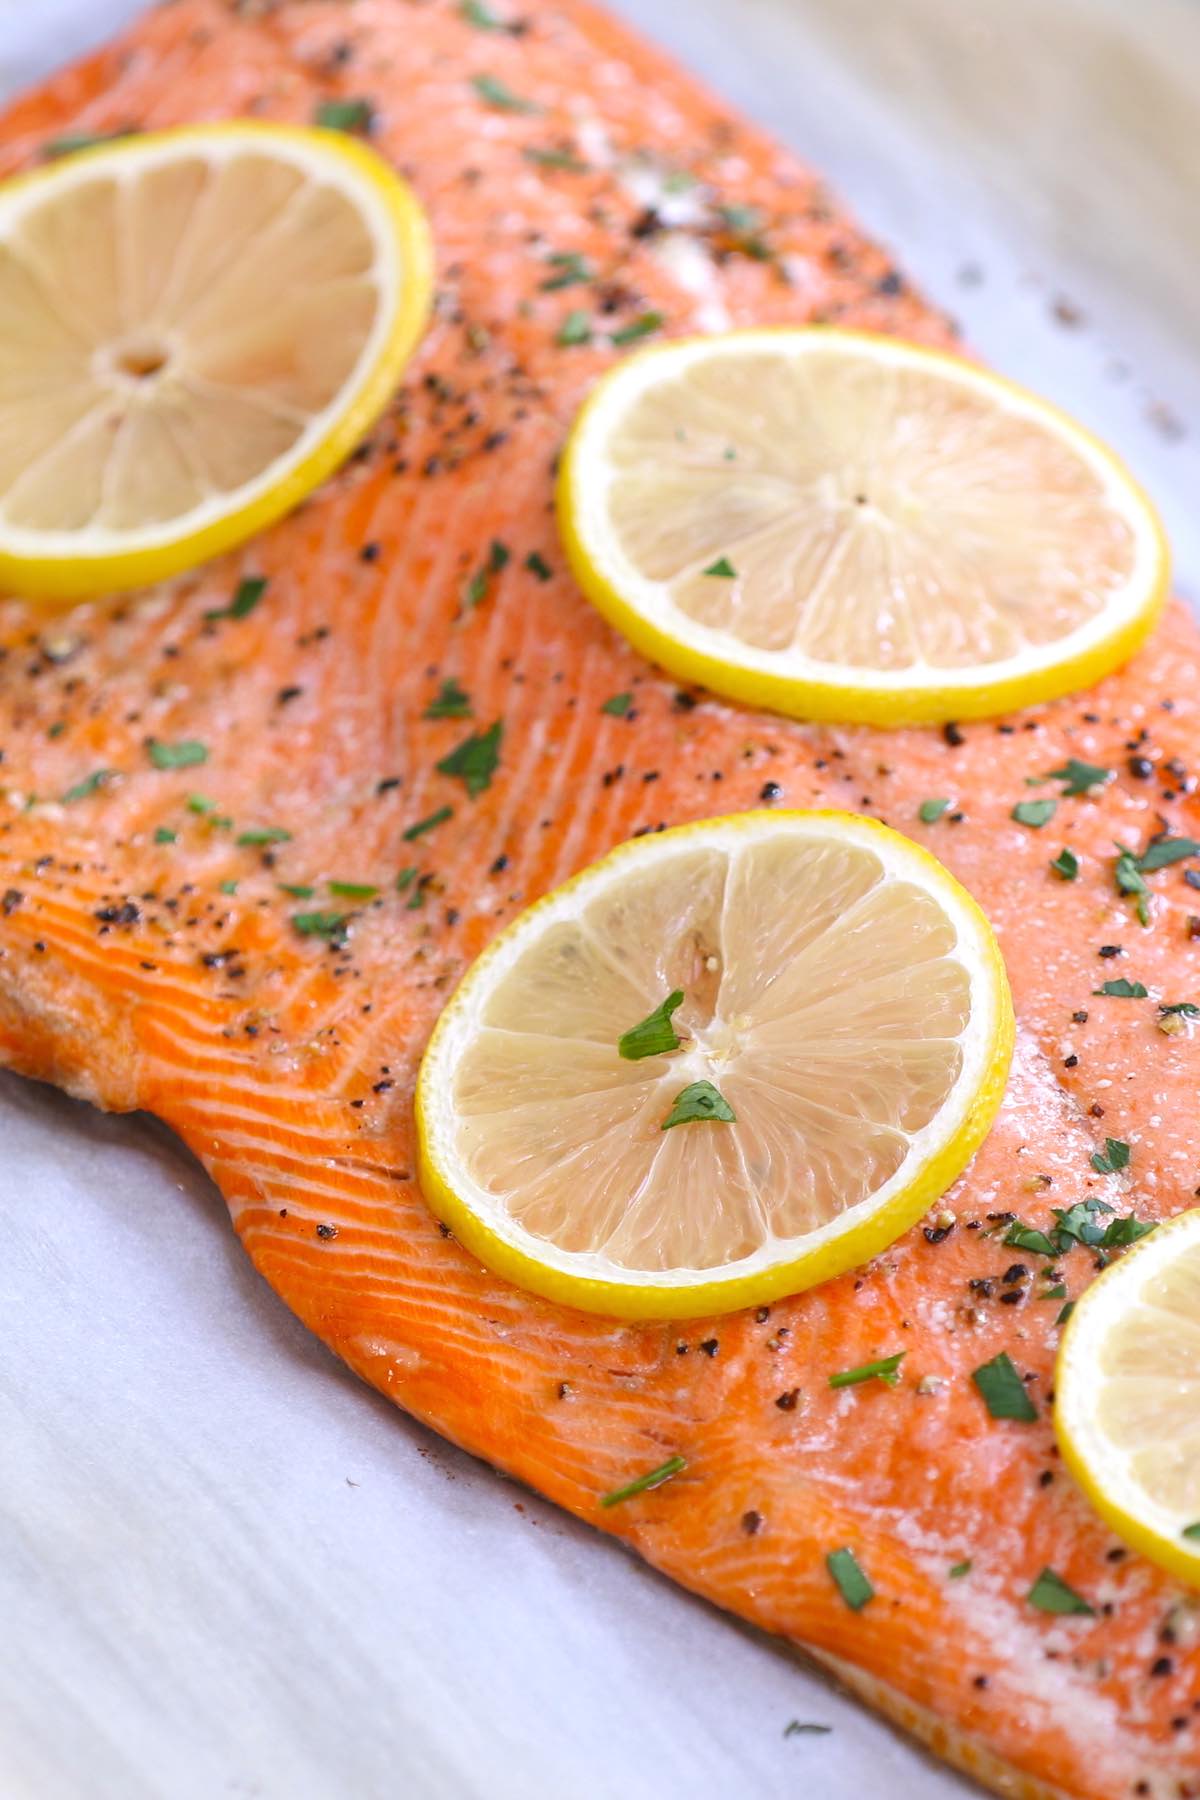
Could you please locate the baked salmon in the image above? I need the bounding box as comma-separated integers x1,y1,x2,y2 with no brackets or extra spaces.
1,3,1197,1794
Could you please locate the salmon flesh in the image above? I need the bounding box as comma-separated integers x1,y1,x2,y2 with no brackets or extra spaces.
0,3,1198,1794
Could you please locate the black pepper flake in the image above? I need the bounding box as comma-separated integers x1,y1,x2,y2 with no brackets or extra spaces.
923,1224,953,1244
775,1388,800,1411
1,888,23,915
698,1337,719,1357
315,1222,339,1240
1151,1656,1174,1678
1128,755,1154,779
1072,1010,1089,1024
277,686,303,705
741,1509,762,1535
943,721,965,747
759,781,782,802
1098,945,1122,959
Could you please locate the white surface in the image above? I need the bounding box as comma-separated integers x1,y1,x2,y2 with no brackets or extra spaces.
2,2,1197,1797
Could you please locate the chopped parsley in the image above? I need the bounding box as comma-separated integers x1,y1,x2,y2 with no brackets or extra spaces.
460,0,508,25
1114,846,1150,925
1089,1137,1130,1175
525,550,553,581
314,98,375,134
1137,834,1200,872
828,1352,905,1389
540,250,592,291
703,557,737,578
402,805,454,841
717,203,771,260
1093,978,1147,998
292,910,348,940
971,1350,1037,1422
599,1453,686,1508
783,1722,832,1737
62,769,115,803
204,575,267,622
471,72,539,113
436,720,502,796
611,311,664,346
425,678,473,720
601,691,633,717
279,883,315,899
153,826,177,845
948,1560,972,1579
395,866,419,891
1161,1001,1200,1016
464,539,510,608
661,1079,735,1129
918,798,951,823
1003,1222,1059,1258
220,880,238,896
523,145,587,172
1012,798,1056,828
1045,759,1111,797
826,1547,874,1611
618,990,684,1060
328,881,379,901
1027,1567,1094,1617
1055,1299,1076,1327
187,794,216,814
1050,847,1079,880
1182,1523,1200,1541
148,739,208,770
44,130,127,159
236,825,292,846
556,309,591,346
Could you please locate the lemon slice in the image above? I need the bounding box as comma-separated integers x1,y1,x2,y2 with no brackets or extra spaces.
557,328,1168,726
0,122,431,600
416,811,1013,1318
1056,1208,1200,1588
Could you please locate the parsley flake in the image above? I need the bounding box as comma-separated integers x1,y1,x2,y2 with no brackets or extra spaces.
1027,1567,1094,1616
1093,978,1148,998
540,250,592,291
292,910,348,940
328,881,379,901
153,827,177,845
464,540,510,609
1012,798,1056,828
220,880,238,896
919,798,951,824
828,1352,905,1389
1137,834,1200,872
523,145,587,172
460,0,508,26
611,311,664,346
402,805,454,842
148,739,208,770
1161,1001,1200,1016
1055,1300,1076,1327
601,691,633,717
1046,759,1111,797
425,678,473,720
1089,1137,1130,1175
205,575,267,622
948,1560,972,1579
661,1079,735,1129
236,826,292,847
436,720,502,796
703,557,737,578
395,867,419,891
525,550,553,581
618,990,684,1060
556,309,591,346
972,1351,1037,1422
62,769,116,803
599,1453,686,1508
45,130,128,159
826,1547,874,1611
1003,1222,1059,1258
1182,1523,1200,1541
278,883,315,899
1050,848,1079,880
472,72,539,113
314,98,375,134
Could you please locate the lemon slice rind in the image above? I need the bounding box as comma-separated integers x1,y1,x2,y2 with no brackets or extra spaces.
1056,1208,1200,1589
557,329,1169,727
416,810,1014,1319
0,123,432,599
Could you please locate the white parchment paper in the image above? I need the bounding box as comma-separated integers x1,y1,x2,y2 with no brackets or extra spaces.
1,1,1197,1795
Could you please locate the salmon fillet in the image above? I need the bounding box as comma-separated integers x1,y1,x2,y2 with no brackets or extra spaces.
1,3,1198,1794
